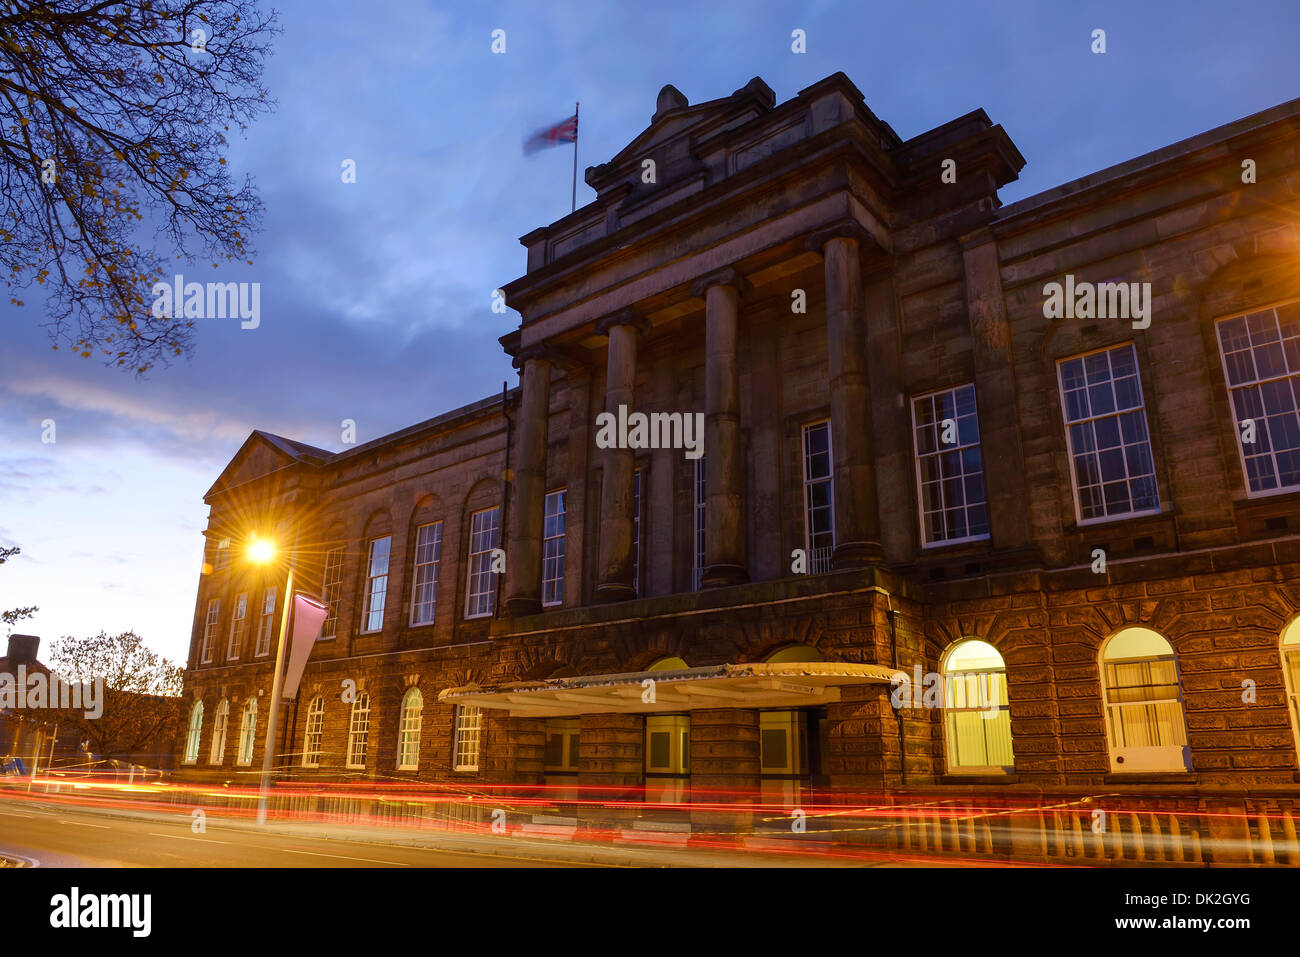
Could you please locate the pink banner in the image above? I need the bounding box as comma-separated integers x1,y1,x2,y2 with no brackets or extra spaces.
281,593,328,700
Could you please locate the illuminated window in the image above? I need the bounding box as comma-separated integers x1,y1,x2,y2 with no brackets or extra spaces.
362,536,391,633
183,701,203,764
542,490,566,607
214,539,231,570
1215,303,1300,494
236,698,258,766
802,421,835,571
397,687,423,771
1280,619,1300,763
645,714,690,775
346,692,370,769
410,523,442,626
320,546,344,639
1058,344,1160,523
1100,628,1190,772
302,696,324,768
454,705,482,771
208,699,229,765
912,384,989,545
465,507,500,619
226,593,247,661
200,598,219,664
941,639,1014,773
692,457,705,591
254,587,276,657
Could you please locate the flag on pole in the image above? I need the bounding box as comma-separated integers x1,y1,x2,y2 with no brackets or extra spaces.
523,112,578,155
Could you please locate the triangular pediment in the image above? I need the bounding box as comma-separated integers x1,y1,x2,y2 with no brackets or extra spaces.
205,430,329,500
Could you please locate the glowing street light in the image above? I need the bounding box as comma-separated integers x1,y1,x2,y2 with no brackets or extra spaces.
247,530,294,826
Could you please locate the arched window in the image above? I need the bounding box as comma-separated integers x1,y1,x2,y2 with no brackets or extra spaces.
648,656,689,671
766,645,823,663
183,701,204,764
1281,619,1300,761
346,692,371,769
208,699,229,765
236,698,258,766
302,696,324,768
941,639,1014,773
397,687,423,771
1100,627,1191,772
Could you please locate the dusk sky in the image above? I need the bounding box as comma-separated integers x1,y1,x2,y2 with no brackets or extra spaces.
1,0,1297,666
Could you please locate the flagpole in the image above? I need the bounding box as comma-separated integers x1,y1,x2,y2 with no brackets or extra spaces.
571,101,579,213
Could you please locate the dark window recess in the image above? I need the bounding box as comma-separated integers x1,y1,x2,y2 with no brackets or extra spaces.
964,562,984,576
1132,536,1155,550
929,567,947,581
1266,516,1289,532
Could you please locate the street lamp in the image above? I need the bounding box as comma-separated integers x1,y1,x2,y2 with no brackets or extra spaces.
247,531,296,826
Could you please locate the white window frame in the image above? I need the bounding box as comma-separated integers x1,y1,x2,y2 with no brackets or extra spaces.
911,383,991,547
346,692,370,769
801,420,835,572
453,705,482,771
320,546,344,639
236,698,258,766
183,701,203,764
208,699,230,765
1213,301,1300,498
302,696,324,768
1057,343,1162,526
397,687,423,771
692,457,705,591
541,489,566,607
632,468,642,595
254,586,276,657
362,536,391,634
464,507,500,619
410,522,442,626
200,598,220,663
226,593,248,661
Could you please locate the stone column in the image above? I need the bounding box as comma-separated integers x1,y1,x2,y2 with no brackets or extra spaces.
505,350,552,616
595,309,648,602
808,224,884,567
691,267,750,587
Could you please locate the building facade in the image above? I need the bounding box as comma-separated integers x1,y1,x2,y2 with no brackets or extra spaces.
179,73,1300,833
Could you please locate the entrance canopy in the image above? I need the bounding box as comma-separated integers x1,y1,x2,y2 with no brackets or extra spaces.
437,662,902,717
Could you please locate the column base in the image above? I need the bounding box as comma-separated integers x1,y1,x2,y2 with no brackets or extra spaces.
831,541,885,569
702,564,749,587
505,596,543,617
594,581,637,604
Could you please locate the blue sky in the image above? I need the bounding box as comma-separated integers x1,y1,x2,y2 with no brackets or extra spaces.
1,0,1297,664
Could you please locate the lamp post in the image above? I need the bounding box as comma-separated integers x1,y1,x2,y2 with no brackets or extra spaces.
248,528,297,826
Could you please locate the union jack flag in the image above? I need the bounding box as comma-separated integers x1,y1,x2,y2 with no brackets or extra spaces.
523,113,578,155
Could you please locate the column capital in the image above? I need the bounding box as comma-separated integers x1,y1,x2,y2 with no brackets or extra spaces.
805,219,874,255
595,307,651,338
510,342,585,372
689,266,752,300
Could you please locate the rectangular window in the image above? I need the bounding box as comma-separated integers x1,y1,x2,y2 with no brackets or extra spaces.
410,523,443,626
362,536,391,633
254,587,276,657
802,422,835,571
645,714,690,774
944,672,1014,772
912,384,990,544
200,598,220,663
465,507,500,619
226,593,248,660
1058,344,1160,523
632,468,642,595
1104,658,1189,751
320,546,344,639
541,490,566,607
1215,302,1300,495
543,718,580,774
454,705,482,771
214,538,231,570
692,457,705,591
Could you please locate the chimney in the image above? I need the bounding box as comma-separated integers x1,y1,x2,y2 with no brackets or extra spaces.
5,634,39,666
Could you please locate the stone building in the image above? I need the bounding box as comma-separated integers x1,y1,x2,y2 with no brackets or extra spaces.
178,73,1300,831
